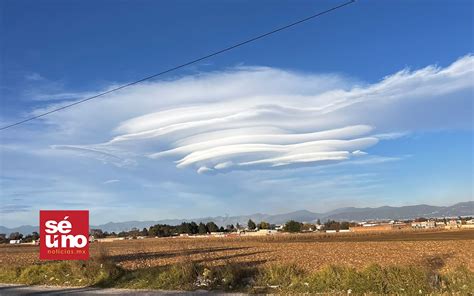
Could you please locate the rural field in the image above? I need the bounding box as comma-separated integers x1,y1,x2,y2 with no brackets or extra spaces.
2,229,473,272
1,229,473,293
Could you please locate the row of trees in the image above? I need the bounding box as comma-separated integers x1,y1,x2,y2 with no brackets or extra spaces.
148,222,225,237
0,219,361,243
113,221,241,238
247,219,271,230
111,219,356,238
283,220,356,233
110,219,278,238
0,232,39,244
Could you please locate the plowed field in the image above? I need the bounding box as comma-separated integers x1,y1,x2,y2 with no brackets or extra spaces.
2,230,472,273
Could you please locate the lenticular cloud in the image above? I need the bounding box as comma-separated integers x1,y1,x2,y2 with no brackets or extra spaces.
110,104,379,173
51,55,474,173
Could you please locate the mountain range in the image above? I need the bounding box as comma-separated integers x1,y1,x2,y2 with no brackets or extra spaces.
1,201,472,235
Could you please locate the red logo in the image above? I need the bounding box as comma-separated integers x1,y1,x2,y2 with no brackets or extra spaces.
40,210,89,260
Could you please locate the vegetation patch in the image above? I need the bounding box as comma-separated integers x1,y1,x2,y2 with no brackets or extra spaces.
0,257,120,287
1,257,473,294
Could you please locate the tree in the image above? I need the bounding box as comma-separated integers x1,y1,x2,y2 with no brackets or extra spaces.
226,224,235,232
31,232,39,241
23,233,40,243
190,222,199,234
149,224,175,237
284,220,302,233
247,219,256,230
316,219,321,225
302,223,315,231
258,221,270,229
178,222,192,234
324,220,340,231
148,226,157,237
141,228,149,236
129,228,141,238
90,229,105,238
235,223,241,230
198,223,208,234
9,232,23,241
0,234,7,244
206,222,219,233
340,222,350,230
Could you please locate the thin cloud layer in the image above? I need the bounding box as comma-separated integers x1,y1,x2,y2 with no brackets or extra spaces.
50,55,473,173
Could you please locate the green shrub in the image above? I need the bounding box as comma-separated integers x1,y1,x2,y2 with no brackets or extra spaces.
1,258,120,287
154,262,199,290
110,262,199,290
355,264,431,294
253,264,305,292
440,265,474,293
206,262,256,290
306,265,365,293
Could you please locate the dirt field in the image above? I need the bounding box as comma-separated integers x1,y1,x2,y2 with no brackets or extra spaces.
2,229,473,273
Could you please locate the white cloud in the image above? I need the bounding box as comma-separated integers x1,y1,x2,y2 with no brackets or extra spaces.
25,72,45,81
51,144,137,167
39,55,473,173
373,132,410,140
103,179,120,184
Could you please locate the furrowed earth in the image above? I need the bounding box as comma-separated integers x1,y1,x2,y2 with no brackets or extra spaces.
1,229,473,272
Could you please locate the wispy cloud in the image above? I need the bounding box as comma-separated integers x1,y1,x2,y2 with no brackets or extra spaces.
373,131,410,140
103,179,120,184
24,72,45,81
0,204,31,214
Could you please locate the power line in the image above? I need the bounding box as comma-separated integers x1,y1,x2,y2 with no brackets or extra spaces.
1,0,355,131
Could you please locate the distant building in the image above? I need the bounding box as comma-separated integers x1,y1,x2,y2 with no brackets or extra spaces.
462,219,474,229
446,219,461,229
244,229,278,236
210,232,225,237
275,225,284,231
9,239,21,244
96,237,123,243
411,220,436,229
350,223,410,232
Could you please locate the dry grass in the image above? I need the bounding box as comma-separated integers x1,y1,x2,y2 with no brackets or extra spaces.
0,259,472,293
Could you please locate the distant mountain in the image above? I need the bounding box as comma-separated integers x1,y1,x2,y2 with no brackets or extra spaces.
323,202,474,221
266,210,321,224
0,225,38,236
1,201,472,235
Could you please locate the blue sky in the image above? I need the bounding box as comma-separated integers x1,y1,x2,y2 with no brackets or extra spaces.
0,0,473,227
